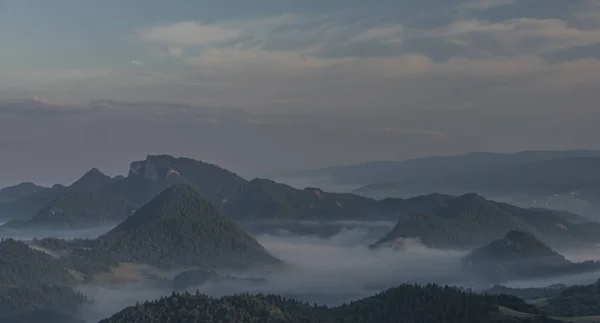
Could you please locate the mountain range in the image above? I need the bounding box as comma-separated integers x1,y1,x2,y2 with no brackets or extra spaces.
4,154,600,251
371,193,600,250
0,168,124,223
2,153,600,322
284,150,600,221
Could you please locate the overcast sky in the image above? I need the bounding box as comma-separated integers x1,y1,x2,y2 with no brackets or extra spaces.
1,0,600,186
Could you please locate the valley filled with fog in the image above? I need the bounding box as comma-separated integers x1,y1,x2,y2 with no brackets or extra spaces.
3,219,599,323
2,154,600,323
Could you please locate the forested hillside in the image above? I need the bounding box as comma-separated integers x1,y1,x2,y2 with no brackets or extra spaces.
0,239,87,316
99,284,561,323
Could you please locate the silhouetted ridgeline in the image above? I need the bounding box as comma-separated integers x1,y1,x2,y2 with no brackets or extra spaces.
4,155,600,251
99,284,560,323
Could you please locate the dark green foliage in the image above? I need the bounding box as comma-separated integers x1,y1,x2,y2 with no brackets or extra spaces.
0,238,75,287
0,285,87,314
20,191,138,228
99,284,562,323
462,231,600,282
0,239,87,316
81,184,281,272
542,279,600,317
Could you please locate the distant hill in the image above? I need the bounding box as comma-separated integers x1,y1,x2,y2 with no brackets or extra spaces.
291,150,600,186
462,230,600,282
541,279,600,317
283,150,600,220
0,182,46,204
2,191,138,229
99,284,560,323
64,185,281,273
0,184,67,221
370,193,600,250
0,168,119,221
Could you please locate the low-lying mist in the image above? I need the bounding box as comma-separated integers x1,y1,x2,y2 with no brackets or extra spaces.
9,220,600,323
78,224,469,322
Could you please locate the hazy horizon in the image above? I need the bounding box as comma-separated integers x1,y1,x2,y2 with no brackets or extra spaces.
2,0,600,187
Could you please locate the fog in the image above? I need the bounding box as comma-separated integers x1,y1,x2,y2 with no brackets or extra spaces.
77,225,469,322
559,246,600,263
241,220,396,242
6,221,600,322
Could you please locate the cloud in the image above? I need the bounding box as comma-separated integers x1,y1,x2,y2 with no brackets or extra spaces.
139,21,241,46
351,24,404,44
167,46,182,57
430,18,600,55
460,0,522,10
131,60,144,65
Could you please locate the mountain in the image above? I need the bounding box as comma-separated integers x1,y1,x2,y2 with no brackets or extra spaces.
370,193,600,250
283,150,600,220
462,230,600,282
101,156,392,221
0,182,46,204
99,284,560,323
68,168,115,191
102,155,247,206
70,184,281,272
0,168,121,222
291,150,600,186
2,191,138,229
224,178,384,220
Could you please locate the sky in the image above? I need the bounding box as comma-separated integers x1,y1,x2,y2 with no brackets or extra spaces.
1,0,600,186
